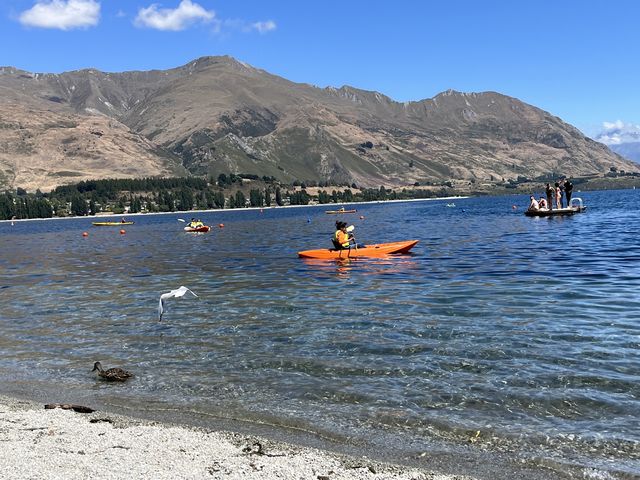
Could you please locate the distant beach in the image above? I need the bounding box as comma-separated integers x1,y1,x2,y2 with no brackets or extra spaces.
0,195,469,223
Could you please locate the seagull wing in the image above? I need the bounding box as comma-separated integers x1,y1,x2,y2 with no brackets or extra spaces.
158,296,165,321
157,286,197,321
174,286,198,298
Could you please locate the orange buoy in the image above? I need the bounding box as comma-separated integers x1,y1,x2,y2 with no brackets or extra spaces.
82,232,88,237
218,223,224,228
120,229,126,234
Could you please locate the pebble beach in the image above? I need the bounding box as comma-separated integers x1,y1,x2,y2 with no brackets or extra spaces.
0,396,473,480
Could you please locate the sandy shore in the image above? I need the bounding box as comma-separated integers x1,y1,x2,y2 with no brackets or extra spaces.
0,396,473,480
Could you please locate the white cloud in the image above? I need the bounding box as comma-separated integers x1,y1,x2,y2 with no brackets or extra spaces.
595,120,640,145
602,120,625,131
251,20,276,34
19,0,100,30
221,18,277,35
135,0,215,31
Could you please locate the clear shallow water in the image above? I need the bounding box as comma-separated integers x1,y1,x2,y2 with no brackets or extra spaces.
1,190,639,478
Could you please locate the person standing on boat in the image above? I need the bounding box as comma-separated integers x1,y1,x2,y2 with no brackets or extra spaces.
564,178,574,206
554,182,563,209
545,183,554,211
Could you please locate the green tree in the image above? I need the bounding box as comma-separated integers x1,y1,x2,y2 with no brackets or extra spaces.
70,195,88,216
177,188,193,211
130,196,142,213
234,190,246,208
217,173,228,187
249,189,264,207
0,193,14,220
214,191,226,208
318,190,330,204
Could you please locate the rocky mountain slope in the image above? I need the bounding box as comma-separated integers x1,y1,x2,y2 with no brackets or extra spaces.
0,56,636,191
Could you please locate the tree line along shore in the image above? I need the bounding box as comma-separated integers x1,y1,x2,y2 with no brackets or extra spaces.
1,170,639,221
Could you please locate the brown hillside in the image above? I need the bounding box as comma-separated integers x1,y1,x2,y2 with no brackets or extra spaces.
0,58,636,191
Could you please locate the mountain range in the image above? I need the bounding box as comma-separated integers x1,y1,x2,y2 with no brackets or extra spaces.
1,56,637,192
608,143,640,162
593,123,640,163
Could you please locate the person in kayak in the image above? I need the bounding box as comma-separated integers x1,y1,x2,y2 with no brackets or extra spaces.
187,218,204,228
333,221,353,249
332,221,365,250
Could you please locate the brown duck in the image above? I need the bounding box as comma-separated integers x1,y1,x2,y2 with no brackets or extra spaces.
91,361,133,382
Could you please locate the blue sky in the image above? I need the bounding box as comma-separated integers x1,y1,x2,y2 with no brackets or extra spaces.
2,0,639,140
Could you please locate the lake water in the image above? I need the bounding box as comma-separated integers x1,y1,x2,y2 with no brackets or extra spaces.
0,189,638,479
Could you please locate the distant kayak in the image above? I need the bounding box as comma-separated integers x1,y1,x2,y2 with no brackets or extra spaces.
92,221,134,226
325,208,357,214
298,240,418,259
184,225,211,233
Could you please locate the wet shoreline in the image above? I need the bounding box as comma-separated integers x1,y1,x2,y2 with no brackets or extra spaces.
0,385,590,480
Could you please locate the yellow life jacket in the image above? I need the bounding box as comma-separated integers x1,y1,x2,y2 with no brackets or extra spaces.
334,230,350,248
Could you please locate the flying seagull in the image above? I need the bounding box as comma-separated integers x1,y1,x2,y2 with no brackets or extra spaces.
158,286,198,320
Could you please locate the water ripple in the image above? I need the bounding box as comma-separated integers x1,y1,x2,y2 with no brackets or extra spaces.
1,191,640,476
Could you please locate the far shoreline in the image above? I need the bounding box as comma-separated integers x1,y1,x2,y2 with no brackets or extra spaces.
0,195,470,224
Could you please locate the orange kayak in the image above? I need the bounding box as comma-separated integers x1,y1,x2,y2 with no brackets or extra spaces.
298,240,418,259
184,225,211,233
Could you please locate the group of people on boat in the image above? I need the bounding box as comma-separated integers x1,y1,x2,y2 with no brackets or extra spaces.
528,178,574,212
